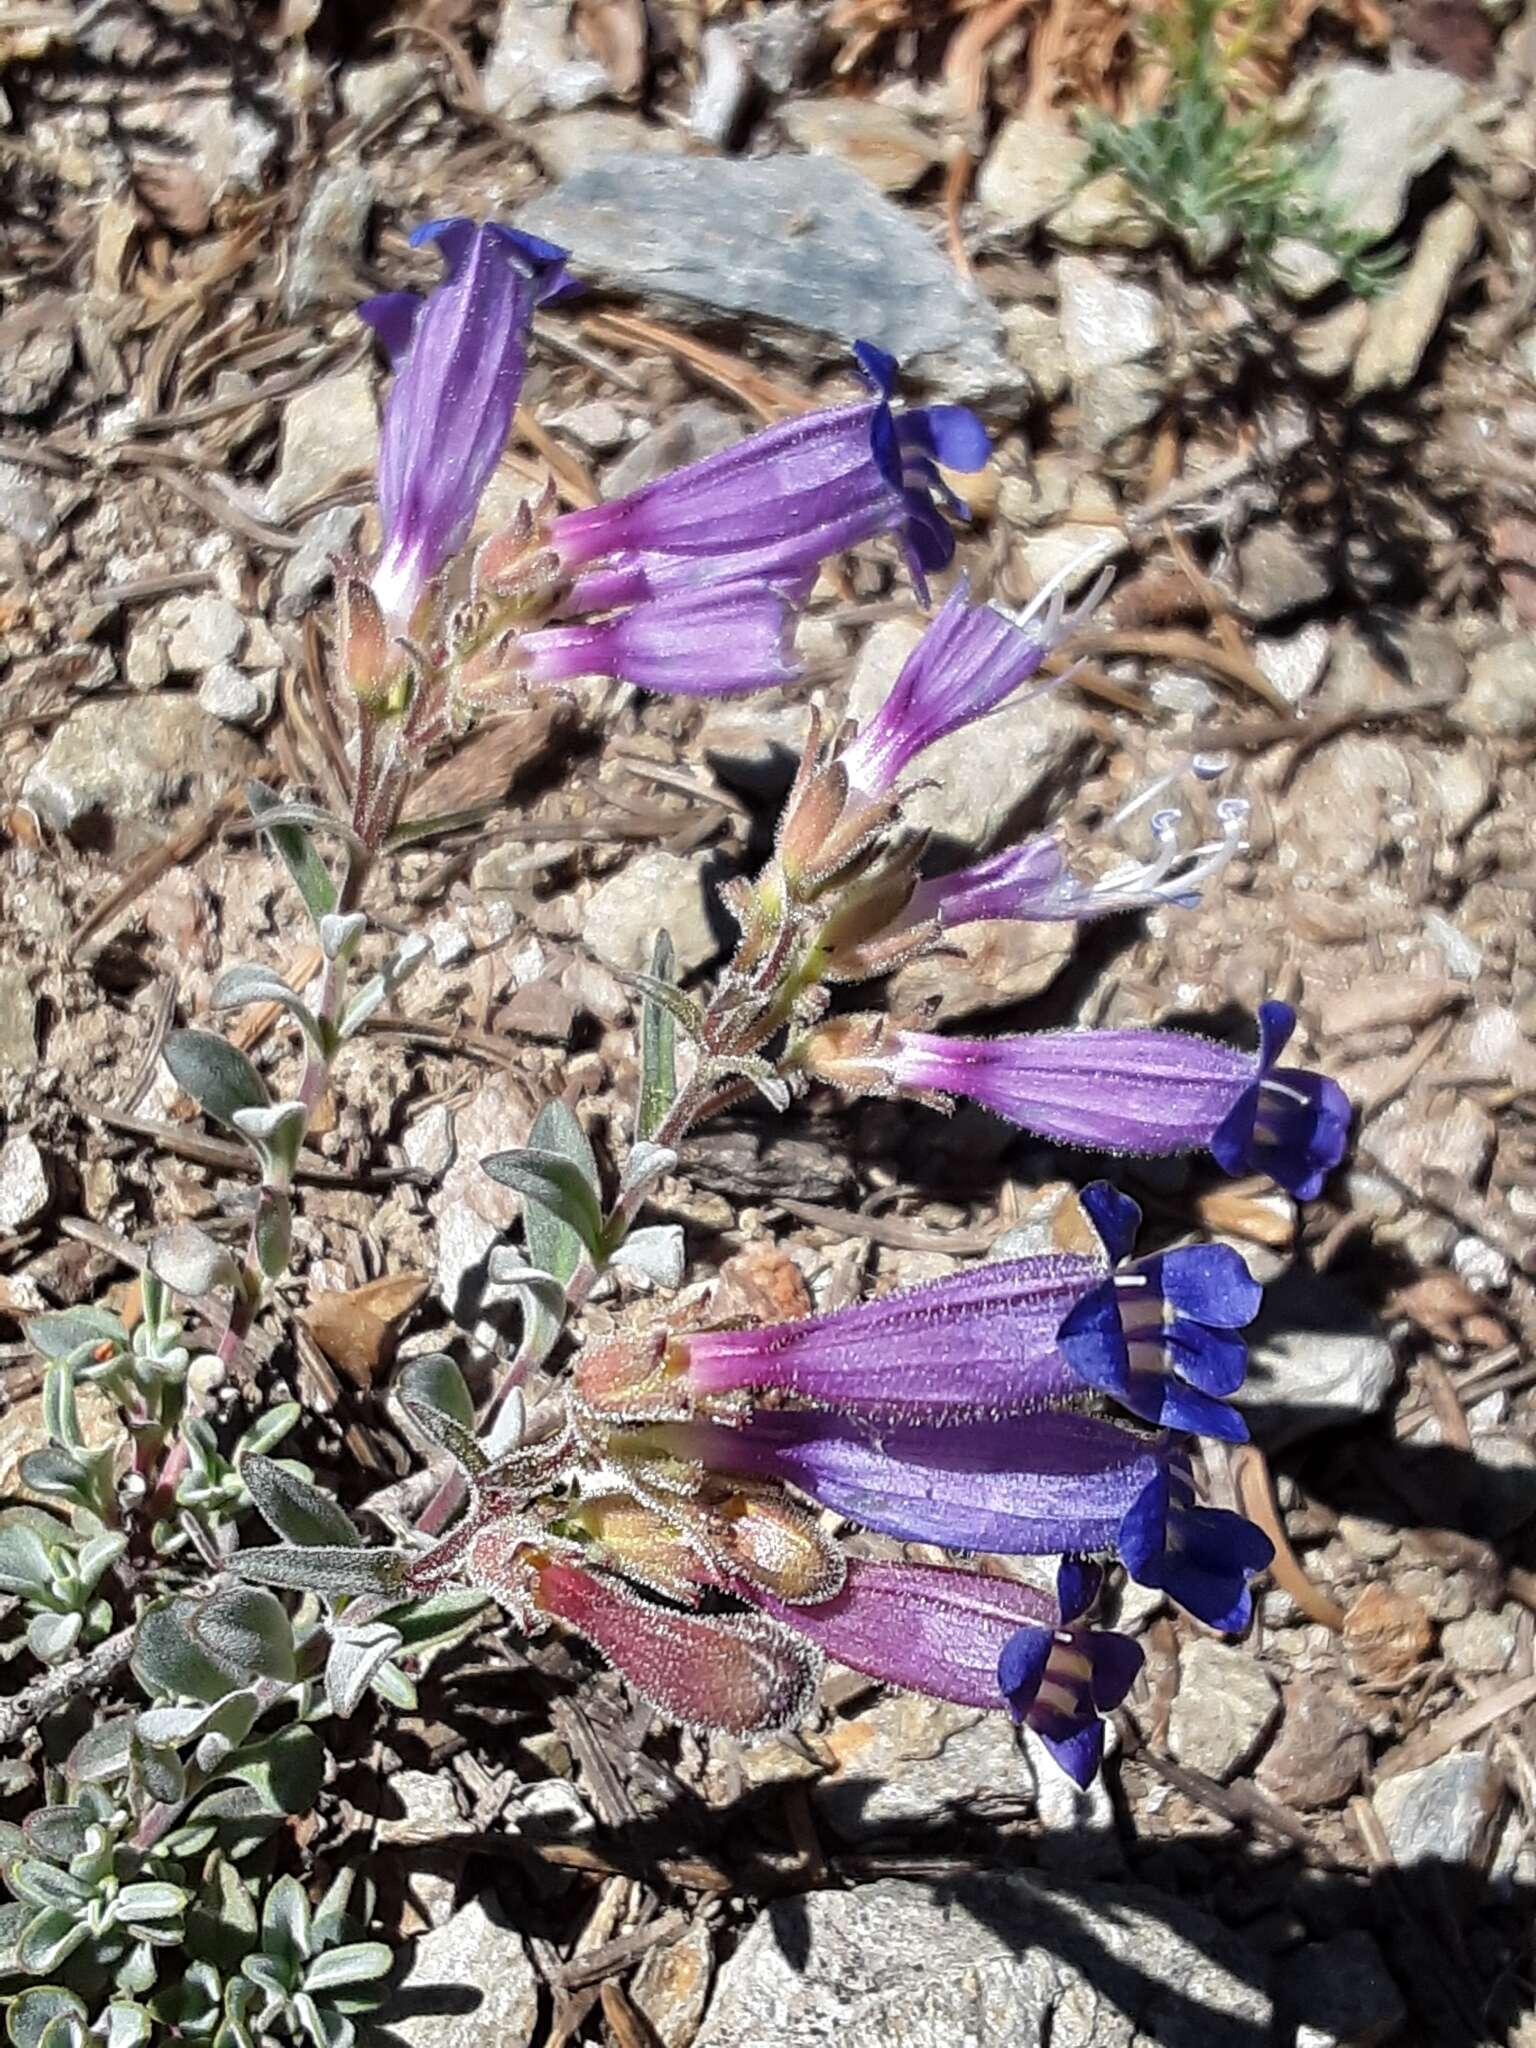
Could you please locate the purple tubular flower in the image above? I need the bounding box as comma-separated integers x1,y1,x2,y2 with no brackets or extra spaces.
683,1255,1105,1419
1055,1183,1262,1442
998,1561,1143,1787
518,584,799,696
656,1411,1161,1557
906,797,1250,931
885,1000,1350,1200
358,219,573,625
754,1557,1055,1710
839,564,1109,799
547,342,988,613
1117,1457,1273,1633
1207,1001,1353,1201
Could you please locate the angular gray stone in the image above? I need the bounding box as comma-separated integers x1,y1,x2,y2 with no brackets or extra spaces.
0,1135,49,1232
1245,1273,1396,1449
782,98,941,196
1057,256,1165,375
816,1695,1026,1842
631,1920,714,2048
482,0,607,117
265,362,378,523
1453,634,1536,739
1167,1641,1280,1782
526,107,689,179
165,593,246,672
518,156,1019,403
1373,1752,1504,1867
1048,171,1157,250
845,617,1085,852
277,505,364,618
285,163,375,317
0,967,37,1081
1297,62,1468,245
1352,196,1479,398
389,1895,539,2048
0,293,74,416
199,663,276,730
692,1874,1272,2048
978,116,1089,234
1001,303,1068,402
340,53,422,126
1234,524,1332,622
0,459,59,544
1055,255,1167,448
22,697,256,856
585,850,720,978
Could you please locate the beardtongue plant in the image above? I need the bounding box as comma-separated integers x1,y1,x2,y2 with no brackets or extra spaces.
7,218,1353,2033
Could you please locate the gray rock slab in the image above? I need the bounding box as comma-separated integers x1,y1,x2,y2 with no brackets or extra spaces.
693,1874,1271,2048
22,697,256,857
584,849,722,978
1244,1271,1397,1449
388,1894,539,2048
1352,195,1479,397
1167,1641,1280,1782
1373,1752,1505,1867
518,155,1020,403
1297,61,1467,246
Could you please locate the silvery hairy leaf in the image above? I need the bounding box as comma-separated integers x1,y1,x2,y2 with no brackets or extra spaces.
163,1030,269,1132
147,1224,242,1301
324,1622,404,1717
241,1455,361,1549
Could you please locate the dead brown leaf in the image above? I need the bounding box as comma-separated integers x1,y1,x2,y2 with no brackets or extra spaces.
301,1273,429,1388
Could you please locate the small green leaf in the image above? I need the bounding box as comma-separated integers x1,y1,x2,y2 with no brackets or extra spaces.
245,781,339,922
20,1807,89,1864
134,1740,186,1809
262,1873,311,1965
14,1449,91,1504
67,1718,133,1785
40,1365,80,1451
25,1307,125,1367
241,1456,360,1549
609,1223,684,1290
521,1098,602,1286
134,1703,216,1747
209,965,323,1047
133,1603,237,1704
303,1942,393,1994
336,933,430,1041
227,1545,405,1599
15,1909,90,1976
8,1863,89,1913
394,1397,485,1479
190,1586,296,1684
115,1882,189,1926
393,1354,473,1432
6,1987,87,2048
147,1224,242,1300
324,1622,403,1718
222,1726,324,1818
638,928,678,1142
29,1610,85,1670
163,1031,269,1132
100,2005,152,2048
481,1147,604,1268
0,1524,54,1596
